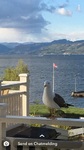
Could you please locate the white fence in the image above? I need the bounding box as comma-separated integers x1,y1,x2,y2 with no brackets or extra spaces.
0,115,84,150
0,73,29,116
0,73,84,150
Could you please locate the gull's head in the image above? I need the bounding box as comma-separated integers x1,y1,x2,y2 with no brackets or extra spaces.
44,81,50,88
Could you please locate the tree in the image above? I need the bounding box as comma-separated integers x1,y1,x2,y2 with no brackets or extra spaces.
3,59,29,81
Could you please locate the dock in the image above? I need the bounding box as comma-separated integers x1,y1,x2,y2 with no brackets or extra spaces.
71,91,84,97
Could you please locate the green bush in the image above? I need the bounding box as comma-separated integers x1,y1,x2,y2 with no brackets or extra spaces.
3,59,29,81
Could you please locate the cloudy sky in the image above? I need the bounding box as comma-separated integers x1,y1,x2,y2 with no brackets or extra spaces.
0,0,84,42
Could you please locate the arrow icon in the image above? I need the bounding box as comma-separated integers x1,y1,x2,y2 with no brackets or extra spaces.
39,134,45,138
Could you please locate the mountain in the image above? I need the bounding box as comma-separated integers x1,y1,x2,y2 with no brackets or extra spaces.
51,39,73,44
0,39,84,55
0,44,11,54
2,42,20,48
10,42,50,54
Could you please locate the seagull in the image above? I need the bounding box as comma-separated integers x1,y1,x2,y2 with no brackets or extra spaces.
42,81,73,109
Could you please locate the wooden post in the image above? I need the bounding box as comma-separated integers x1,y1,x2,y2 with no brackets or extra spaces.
19,73,30,116
0,123,6,150
10,138,16,150
0,80,3,96
0,103,7,150
0,80,7,150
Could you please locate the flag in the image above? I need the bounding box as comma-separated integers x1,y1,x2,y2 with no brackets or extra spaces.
53,63,58,68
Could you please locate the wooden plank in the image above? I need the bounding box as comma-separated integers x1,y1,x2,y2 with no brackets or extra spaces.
68,128,84,137
10,138,16,150
0,91,26,99
1,81,26,90
0,116,84,127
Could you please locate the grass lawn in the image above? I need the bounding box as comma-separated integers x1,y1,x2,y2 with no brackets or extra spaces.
29,104,84,118
29,104,49,115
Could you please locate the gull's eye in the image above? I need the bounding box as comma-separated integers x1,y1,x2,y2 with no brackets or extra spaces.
47,82,50,85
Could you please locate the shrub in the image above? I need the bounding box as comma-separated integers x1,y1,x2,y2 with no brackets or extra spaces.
3,59,29,81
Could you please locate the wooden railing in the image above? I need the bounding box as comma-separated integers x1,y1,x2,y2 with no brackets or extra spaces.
0,114,84,150
0,73,29,116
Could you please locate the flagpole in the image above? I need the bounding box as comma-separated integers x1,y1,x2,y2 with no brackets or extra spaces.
75,75,77,92
53,64,55,93
53,63,58,93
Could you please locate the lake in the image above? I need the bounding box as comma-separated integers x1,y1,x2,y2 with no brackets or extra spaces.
0,54,84,108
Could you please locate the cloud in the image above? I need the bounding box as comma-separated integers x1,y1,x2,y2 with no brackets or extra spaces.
0,0,51,34
0,0,56,42
58,1,69,8
40,2,56,13
55,0,72,16
0,28,23,42
45,31,84,42
0,0,82,43
68,32,84,41
77,4,81,12
56,8,72,16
